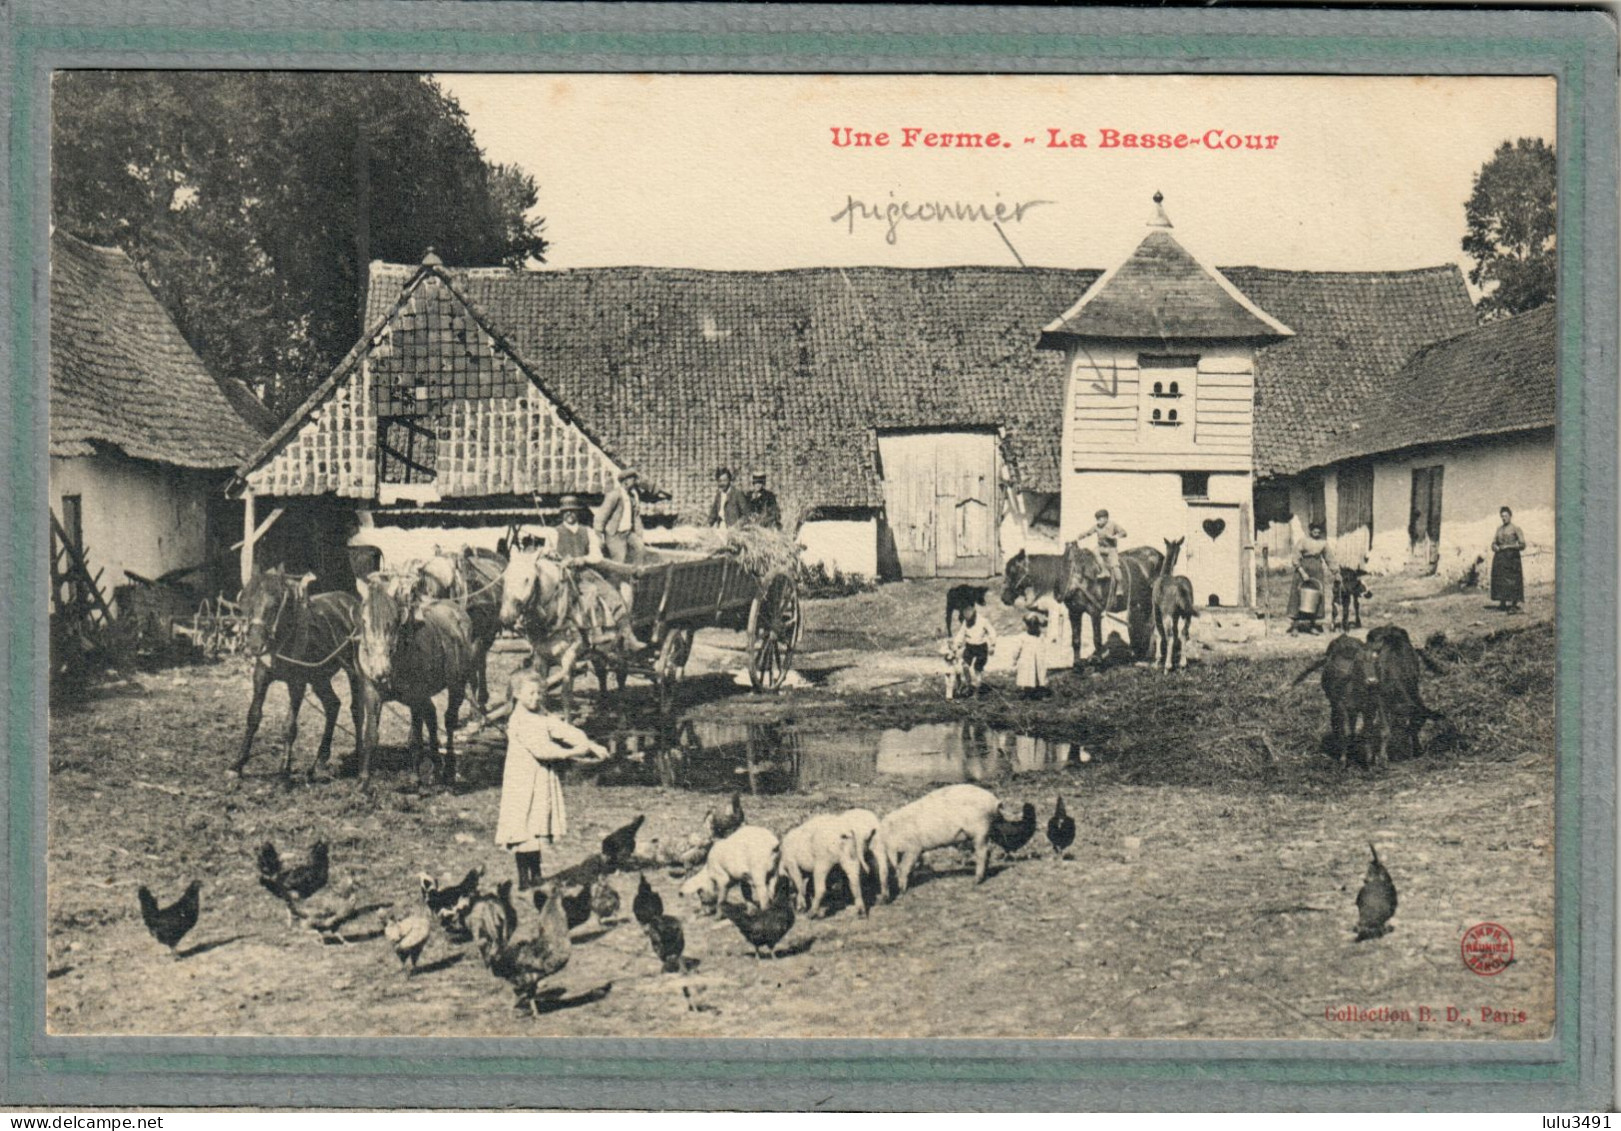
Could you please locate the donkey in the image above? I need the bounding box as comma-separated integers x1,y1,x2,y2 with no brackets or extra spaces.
499,552,634,720
232,566,364,780
1150,537,1198,672
354,572,475,786
416,547,506,710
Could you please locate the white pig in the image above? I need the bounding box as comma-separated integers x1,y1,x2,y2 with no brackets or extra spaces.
842,808,889,898
678,824,779,913
780,814,863,919
878,784,1001,898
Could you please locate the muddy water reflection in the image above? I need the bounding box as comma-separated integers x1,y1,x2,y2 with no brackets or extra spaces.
586,719,1086,795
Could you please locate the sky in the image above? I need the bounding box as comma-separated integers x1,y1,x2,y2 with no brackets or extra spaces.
433,74,1555,288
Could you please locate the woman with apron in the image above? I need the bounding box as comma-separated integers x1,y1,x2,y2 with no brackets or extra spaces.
1287,522,1337,634
1490,506,1526,614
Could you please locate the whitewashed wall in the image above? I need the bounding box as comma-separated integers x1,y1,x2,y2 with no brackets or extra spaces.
48,453,216,595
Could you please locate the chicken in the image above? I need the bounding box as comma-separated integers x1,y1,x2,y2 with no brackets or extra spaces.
419,867,483,936
632,873,664,926
137,880,201,957
719,875,796,959
532,884,592,931
643,913,685,973
989,802,1037,857
381,910,432,975
1355,843,1398,941
671,833,712,874
283,875,368,943
466,880,519,966
707,793,745,841
601,814,646,870
258,840,330,921
590,877,621,923
1047,795,1077,856
547,853,605,890
491,883,573,1015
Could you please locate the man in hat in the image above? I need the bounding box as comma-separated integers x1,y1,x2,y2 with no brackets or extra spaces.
744,471,781,530
553,495,601,564
556,493,641,653
1074,508,1128,614
595,469,644,565
707,466,748,531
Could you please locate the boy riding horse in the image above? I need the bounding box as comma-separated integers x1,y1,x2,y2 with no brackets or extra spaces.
1073,509,1127,615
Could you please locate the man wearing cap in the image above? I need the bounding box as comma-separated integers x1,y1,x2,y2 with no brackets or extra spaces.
1074,508,1128,614
553,495,602,563
707,466,749,531
595,469,644,565
744,471,781,530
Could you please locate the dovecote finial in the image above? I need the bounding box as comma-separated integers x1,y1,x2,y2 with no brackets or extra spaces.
422,246,443,267
1149,191,1173,229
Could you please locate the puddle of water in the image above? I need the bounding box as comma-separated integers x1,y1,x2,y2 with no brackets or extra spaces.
583,719,1087,795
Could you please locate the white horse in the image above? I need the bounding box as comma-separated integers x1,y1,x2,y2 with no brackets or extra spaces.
498,552,633,719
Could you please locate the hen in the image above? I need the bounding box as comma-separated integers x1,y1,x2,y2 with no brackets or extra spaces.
137,880,202,957
1354,843,1398,941
381,910,432,974
284,875,368,943
466,880,519,966
643,913,686,974
590,877,621,924
989,802,1037,857
259,840,330,921
532,884,592,931
420,867,483,936
1047,795,1077,856
707,793,745,841
491,882,573,1015
719,875,796,959
632,873,664,926
602,815,646,870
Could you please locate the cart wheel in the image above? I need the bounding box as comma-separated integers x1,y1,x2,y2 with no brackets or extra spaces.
654,628,692,714
747,571,801,691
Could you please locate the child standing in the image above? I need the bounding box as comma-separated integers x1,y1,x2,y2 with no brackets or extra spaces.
950,605,998,697
495,671,608,890
1004,606,1051,700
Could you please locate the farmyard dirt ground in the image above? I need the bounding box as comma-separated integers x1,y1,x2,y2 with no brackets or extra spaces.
46,579,1556,1039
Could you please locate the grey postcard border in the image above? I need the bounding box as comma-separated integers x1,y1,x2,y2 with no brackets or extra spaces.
1,2,1615,1112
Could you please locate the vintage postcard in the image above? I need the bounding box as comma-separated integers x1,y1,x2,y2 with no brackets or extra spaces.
9,3,1616,1111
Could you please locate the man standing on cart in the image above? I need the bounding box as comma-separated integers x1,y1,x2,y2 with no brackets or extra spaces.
595,468,645,565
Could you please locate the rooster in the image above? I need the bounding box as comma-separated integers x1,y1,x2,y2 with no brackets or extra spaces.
532,884,592,931
259,840,330,921
643,913,686,974
1047,796,1077,857
989,802,1037,858
491,883,573,1015
381,910,432,975
719,875,796,959
602,815,646,870
465,880,519,967
632,873,664,926
137,880,201,958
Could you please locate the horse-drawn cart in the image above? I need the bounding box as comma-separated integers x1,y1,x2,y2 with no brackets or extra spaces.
595,551,803,711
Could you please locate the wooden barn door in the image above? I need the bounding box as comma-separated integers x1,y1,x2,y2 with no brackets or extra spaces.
878,431,998,578
1409,465,1444,573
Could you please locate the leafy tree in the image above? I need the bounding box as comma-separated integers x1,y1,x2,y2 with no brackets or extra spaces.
52,72,548,414
1462,137,1556,321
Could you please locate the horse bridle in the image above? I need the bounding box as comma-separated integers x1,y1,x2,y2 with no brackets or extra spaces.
245,583,293,659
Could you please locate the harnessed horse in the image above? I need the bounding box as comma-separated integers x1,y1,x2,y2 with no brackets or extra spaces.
1002,543,1164,666
232,566,364,780
415,548,505,710
354,571,475,786
499,552,633,720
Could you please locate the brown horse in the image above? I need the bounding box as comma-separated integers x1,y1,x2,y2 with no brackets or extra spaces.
1150,538,1198,672
233,567,364,780
417,547,505,710
354,572,475,786
499,552,632,720
1003,544,1163,665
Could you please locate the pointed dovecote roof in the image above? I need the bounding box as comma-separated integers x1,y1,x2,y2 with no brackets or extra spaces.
1039,192,1294,347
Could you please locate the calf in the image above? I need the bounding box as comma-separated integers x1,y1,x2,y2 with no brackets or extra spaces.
1366,625,1439,760
1295,635,1385,768
1331,567,1373,630
945,584,990,638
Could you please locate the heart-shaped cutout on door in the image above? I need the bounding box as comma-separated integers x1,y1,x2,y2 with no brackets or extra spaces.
1202,517,1226,540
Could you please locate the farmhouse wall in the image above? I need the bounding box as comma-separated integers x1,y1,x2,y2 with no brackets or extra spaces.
49,452,216,591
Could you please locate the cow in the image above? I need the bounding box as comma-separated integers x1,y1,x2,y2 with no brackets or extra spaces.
1293,634,1385,768
944,584,990,638
1365,625,1444,760
1331,567,1373,631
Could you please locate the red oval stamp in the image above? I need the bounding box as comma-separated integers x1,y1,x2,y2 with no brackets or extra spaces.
1461,922,1515,975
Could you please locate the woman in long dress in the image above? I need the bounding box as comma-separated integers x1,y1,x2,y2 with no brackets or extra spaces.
1490,506,1526,614
1287,522,1337,633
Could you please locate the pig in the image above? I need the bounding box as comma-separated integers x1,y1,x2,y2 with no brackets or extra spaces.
780,810,878,919
878,784,1001,899
842,808,890,899
678,825,779,914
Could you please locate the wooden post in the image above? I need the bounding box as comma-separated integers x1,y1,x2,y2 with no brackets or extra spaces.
241,489,256,589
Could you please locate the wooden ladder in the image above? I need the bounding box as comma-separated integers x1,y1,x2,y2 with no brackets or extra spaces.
50,510,114,635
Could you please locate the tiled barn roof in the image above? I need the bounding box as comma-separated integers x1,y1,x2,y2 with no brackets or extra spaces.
1308,303,1556,467
50,230,270,468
